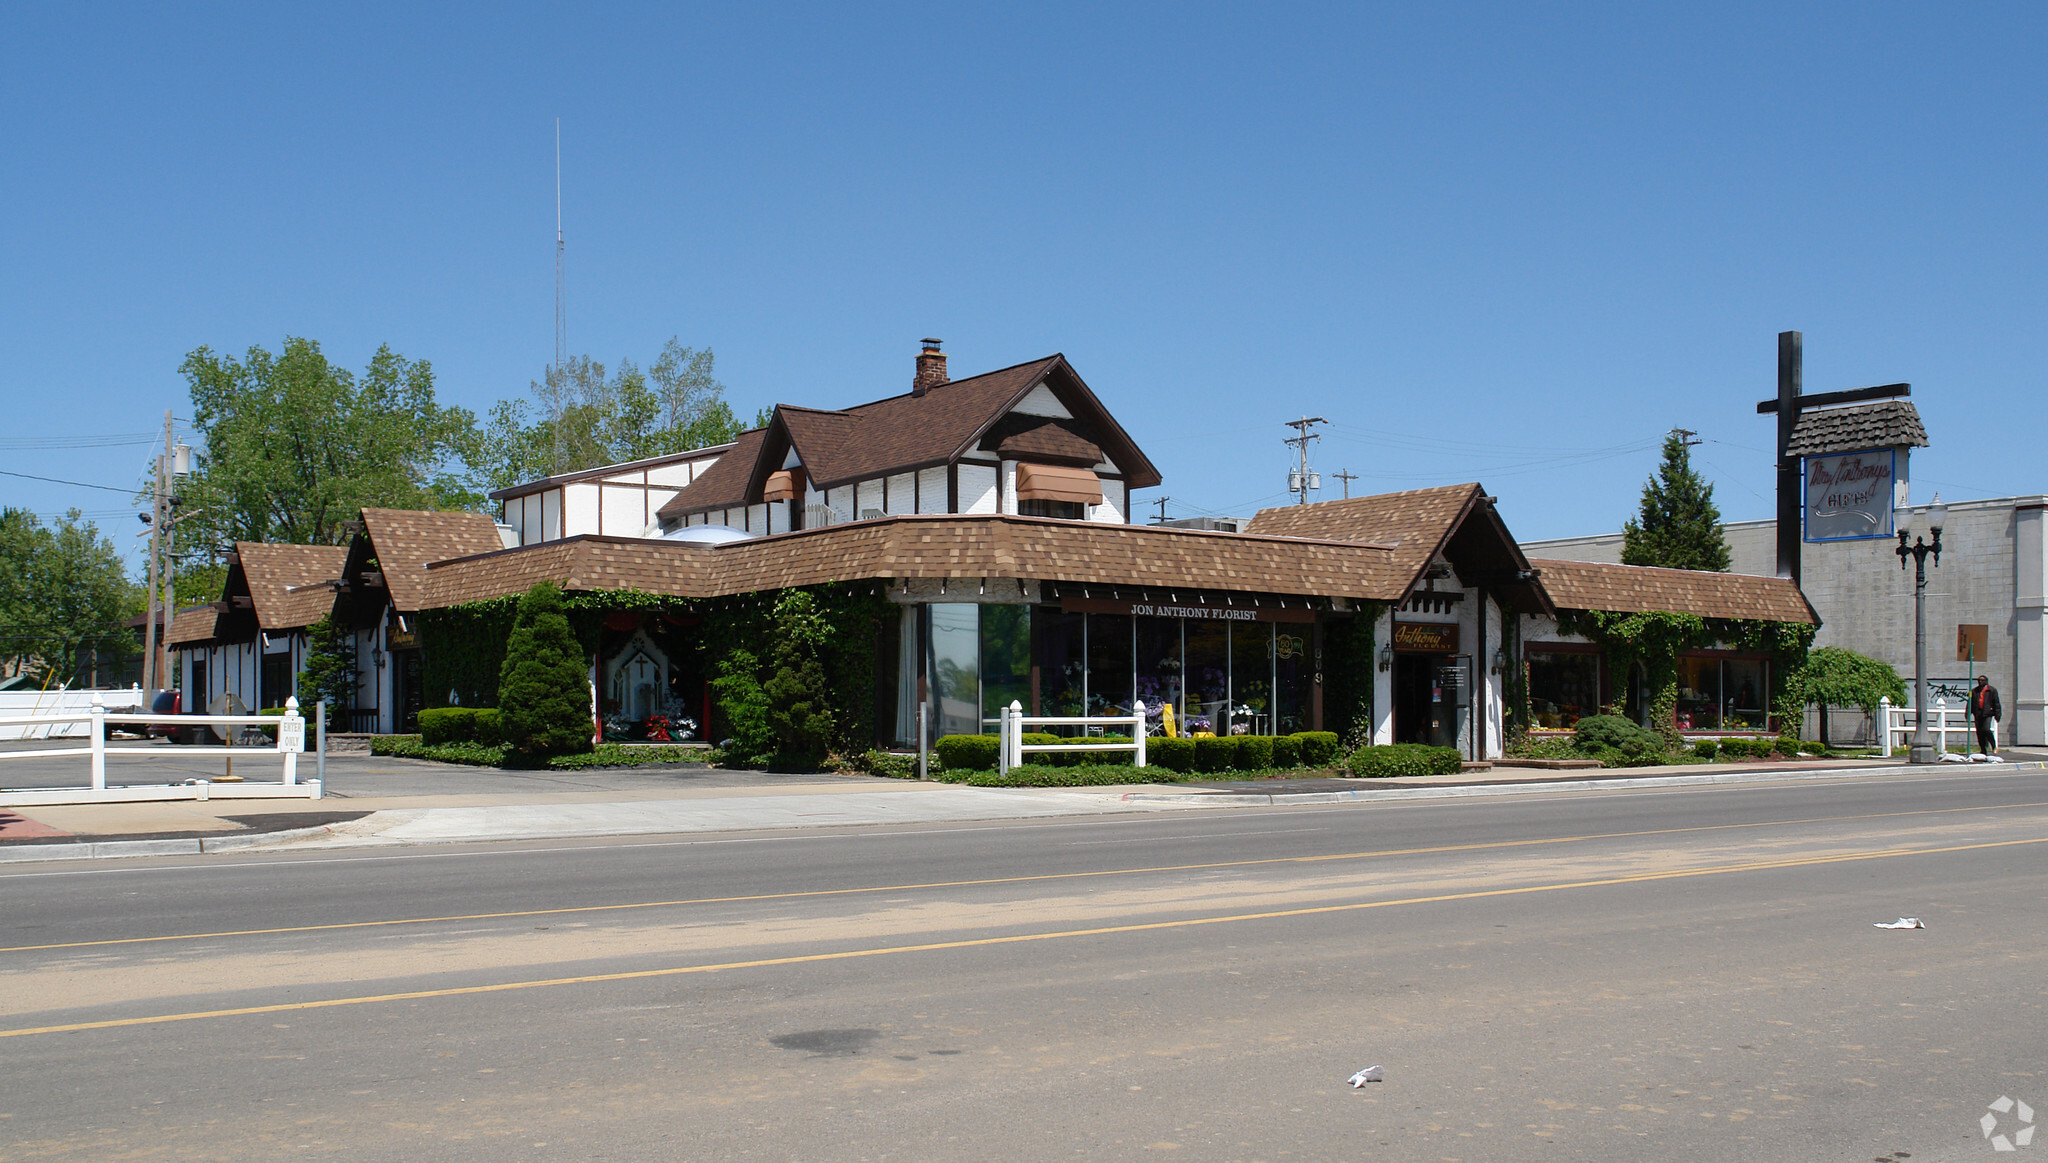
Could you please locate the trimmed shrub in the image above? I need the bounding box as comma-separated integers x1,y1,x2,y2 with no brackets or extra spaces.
941,764,1194,788
1798,739,1829,756
1349,743,1464,778
1235,735,1275,771
1020,731,1063,765
856,750,918,778
711,647,774,766
762,591,835,771
1573,714,1658,753
935,734,999,771
419,707,502,745
1292,731,1341,767
1773,735,1801,757
1690,738,1719,761
1193,735,1235,773
1270,734,1301,769
1150,736,1195,773
498,581,595,758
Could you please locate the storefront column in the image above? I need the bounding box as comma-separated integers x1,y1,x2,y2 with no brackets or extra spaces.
1481,593,1506,760
1371,609,1395,746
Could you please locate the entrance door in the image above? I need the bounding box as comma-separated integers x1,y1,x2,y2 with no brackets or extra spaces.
393,651,424,734
1394,653,1469,753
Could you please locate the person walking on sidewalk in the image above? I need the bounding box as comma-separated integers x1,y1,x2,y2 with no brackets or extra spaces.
1970,675,2002,756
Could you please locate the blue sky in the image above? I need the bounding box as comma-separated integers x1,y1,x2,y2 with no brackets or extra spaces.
5,3,2042,566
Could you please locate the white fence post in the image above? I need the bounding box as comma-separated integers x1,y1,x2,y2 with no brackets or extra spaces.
1133,700,1147,768
1877,697,1893,755
316,698,327,785
996,701,1011,776
917,703,928,779
1009,700,1025,772
279,695,304,786
89,693,106,791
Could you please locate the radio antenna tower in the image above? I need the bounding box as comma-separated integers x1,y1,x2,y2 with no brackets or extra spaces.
552,118,567,474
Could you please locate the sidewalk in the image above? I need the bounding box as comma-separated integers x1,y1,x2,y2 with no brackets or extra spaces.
3,749,2042,862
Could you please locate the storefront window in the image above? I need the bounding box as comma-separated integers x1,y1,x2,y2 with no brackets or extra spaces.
893,606,918,745
1274,626,1312,734
1036,609,1086,722
1676,655,1722,730
980,605,1032,725
1085,613,1132,716
1230,623,1274,735
1134,618,1183,731
1184,621,1229,734
1528,649,1599,728
928,603,980,739
1723,658,1766,728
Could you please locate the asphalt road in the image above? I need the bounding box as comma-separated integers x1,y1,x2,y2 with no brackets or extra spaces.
3,769,2045,1161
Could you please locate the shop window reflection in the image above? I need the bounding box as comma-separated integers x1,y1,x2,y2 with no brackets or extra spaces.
1528,649,1599,728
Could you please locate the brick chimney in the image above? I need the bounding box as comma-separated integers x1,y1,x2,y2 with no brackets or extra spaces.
912,338,948,396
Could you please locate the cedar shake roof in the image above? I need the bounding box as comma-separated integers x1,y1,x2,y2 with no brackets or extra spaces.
234,542,348,630
1529,559,1818,624
420,514,1413,609
654,354,1161,521
358,508,506,613
1246,484,1550,613
1785,400,1929,457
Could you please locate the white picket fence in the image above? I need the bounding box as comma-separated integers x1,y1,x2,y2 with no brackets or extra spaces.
0,694,324,806
0,688,146,741
1877,696,1987,757
995,699,1149,775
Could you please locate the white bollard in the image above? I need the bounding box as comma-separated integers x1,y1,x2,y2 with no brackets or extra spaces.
1008,700,1025,772
280,695,305,786
89,693,106,791
1877,697,1893,755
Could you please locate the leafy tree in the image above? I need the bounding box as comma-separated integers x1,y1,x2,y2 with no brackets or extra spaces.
762,590,836,770
178,337,482,551
497,581,594,757
0,509,140,686
174,561,229,609
710,646,775,765
1622,431,1731,572
297,614,359,728
476,338,748,490
1778,646,1907,744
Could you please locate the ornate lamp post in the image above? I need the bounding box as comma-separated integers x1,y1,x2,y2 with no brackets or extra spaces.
1895,495,1947,763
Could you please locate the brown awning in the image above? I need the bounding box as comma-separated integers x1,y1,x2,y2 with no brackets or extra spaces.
1016,462,1103,505
762,469,800,503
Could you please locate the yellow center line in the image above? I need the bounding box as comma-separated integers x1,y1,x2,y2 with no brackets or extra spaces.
4,834,2042,1041
8,799,2047,955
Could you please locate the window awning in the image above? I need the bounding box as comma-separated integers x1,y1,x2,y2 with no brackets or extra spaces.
1016,462,1103,506
762,468,801,502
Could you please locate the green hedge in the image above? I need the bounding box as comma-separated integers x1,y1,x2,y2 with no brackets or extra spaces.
934,734,1000,770
855,750,919,778
1292,731,1341,766
1235,735,1274,770
1192,736,1235,773
940,764,1193,788
1150,736,1195,772
370,735,715,770
418,707,504,746
1348,743,1464,778
1690,738,1719,760
1270,735,1300,768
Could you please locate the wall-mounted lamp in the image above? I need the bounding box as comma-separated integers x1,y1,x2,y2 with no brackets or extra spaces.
1378,644,1394,672
1491,645,1510,674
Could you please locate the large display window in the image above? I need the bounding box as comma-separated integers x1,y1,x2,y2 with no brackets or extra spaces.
1527,649,1600,728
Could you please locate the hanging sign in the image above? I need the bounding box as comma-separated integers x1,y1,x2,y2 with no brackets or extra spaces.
1060,597,1316,624
1802,448,1896,542
1393,622,1458,653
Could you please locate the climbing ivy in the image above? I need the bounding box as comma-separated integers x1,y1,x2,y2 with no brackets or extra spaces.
1559,609,1814,738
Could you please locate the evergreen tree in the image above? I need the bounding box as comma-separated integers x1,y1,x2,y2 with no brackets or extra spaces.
297,614,359,729
497,581,594,757
762,591,836,770
1622,431,1731,572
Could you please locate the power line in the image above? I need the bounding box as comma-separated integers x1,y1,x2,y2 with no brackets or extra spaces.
0,433,160,450
0,468,141,494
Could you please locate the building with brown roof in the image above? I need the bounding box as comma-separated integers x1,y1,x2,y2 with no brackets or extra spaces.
167,542,349,715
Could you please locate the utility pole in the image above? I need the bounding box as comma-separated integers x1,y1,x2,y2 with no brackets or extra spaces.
141,410,171,694
1673,427,1701,448
552,117,567,476
1333,469,1358,499
1152,496,1171,524
1283,416,1325,505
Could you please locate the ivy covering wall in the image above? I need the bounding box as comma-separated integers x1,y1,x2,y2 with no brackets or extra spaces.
1558,609,1815,738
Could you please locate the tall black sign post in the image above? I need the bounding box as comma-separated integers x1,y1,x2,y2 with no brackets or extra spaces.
1755,331,1914,586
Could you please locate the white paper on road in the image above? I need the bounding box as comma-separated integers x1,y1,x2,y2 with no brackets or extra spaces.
1347,1066,1384,1086
1873,917,1925,929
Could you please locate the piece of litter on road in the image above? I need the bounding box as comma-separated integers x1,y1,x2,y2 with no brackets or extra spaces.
1873,917,1924,929
1347,1066,1384,1086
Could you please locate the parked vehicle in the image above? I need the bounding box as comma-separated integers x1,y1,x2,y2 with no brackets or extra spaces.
139,690,209,744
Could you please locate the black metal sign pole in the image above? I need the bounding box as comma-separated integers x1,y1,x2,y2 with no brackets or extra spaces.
1777,331,1802,586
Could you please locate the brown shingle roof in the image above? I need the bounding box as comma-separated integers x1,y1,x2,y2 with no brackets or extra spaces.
1529,559,1817,624
234,542,348,630
651,427,769,519
422,515,1414,608
359,508,505,612
994,418,1103,465
1785,400,1928,457
654,354,1162,521
166,604,224,646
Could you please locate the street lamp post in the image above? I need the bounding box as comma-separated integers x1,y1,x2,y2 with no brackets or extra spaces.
1896,495,1947,764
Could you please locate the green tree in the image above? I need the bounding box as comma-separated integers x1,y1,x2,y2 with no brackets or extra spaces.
178,337,482,551
0,509,140,686
1778,646,1907,744
497,581,594,757
1622,431,1731,572
762,590,836,770
710,646,775,765
297,614,359,729
476,338,748,490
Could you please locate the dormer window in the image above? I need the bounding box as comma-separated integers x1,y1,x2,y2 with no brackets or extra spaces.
1020,498,1086,520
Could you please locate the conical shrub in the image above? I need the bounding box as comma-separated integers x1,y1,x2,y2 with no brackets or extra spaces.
497,581,594,757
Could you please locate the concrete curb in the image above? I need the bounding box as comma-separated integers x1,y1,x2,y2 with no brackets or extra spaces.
0,823,345,863
1119,759,2048,805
